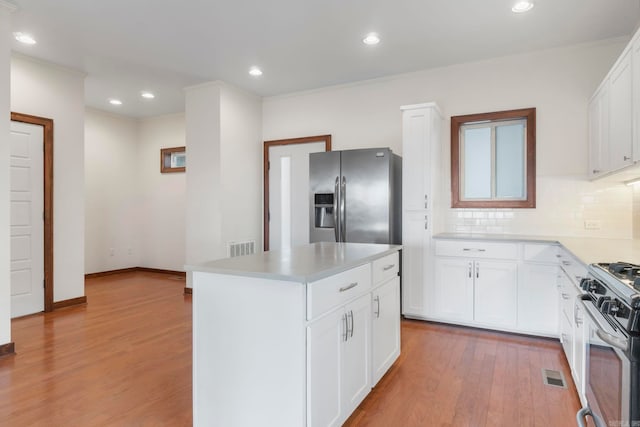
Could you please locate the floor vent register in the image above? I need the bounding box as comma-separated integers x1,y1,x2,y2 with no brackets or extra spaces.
541,369,567,388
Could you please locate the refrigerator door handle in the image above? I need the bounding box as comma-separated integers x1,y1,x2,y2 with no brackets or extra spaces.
333,176,340,242
340,176,346,242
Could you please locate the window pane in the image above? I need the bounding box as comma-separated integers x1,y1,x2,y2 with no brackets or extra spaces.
463,127,491,199
495,123,525,199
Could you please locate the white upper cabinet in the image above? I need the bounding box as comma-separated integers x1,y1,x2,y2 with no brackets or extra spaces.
633,35,640,161
588,83,609,178
401,103,442,211
589,27,640,179
608,49,633,171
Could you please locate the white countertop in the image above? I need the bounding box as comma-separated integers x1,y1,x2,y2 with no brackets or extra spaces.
434,233,640,265
185,242,401,283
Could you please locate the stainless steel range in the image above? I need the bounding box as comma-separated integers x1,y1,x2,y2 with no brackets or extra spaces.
577,262,640,427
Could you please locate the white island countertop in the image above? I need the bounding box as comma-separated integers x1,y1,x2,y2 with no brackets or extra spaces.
434,232,640,265
185,242,401,283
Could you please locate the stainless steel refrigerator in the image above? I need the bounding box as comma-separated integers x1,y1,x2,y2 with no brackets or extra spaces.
309,148,402,244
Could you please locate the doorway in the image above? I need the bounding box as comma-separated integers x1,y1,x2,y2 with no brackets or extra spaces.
10,112,54,316
263,135,331,251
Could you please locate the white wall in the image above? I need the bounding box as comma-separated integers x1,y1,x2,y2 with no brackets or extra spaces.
84,111,186,273
185,83,223,272
263,39,633,239
185,82,262,285
0,3,15,346
11,54,86,302
138,113,186,271
220,85,262,254
84,108,140,274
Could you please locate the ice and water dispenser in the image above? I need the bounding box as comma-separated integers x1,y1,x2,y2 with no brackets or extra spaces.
313,193,335,228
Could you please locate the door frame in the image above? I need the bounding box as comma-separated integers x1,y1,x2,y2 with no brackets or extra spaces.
11,112,54,312
263,135,331,251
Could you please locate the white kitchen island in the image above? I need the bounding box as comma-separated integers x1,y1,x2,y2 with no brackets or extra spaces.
187,242,402,427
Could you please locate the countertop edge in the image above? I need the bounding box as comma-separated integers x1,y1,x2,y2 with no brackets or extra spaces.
185,244,402,283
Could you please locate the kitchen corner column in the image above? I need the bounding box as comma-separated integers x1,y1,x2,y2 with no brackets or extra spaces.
0,1,17,350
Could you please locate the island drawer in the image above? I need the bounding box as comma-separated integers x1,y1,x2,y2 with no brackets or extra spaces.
435,240,518,260
307,263,371,320
372,252,399,285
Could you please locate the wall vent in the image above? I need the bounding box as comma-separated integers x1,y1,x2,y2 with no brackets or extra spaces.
227,240,256,258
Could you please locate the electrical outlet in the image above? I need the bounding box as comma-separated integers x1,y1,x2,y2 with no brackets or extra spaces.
109,248,115,256
584,220,601,230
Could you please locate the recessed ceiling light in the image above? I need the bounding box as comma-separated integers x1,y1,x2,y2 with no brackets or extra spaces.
249,66,263,77
109,99,122,106
14,32,36,45
512,1,534,13
141,92,155,99
363,33,380,45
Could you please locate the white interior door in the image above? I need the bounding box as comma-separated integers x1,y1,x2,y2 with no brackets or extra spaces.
269,142,325,251
10,121,44,318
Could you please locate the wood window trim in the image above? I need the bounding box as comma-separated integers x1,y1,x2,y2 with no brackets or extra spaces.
451,108,536,208
11,112,55,312
263,135,332,251
160,146,186,173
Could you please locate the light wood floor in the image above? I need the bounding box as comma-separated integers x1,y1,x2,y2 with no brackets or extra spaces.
0,272,580,426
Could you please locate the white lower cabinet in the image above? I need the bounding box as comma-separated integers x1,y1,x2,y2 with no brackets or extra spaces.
433,257,517,329
573,299,587,404
473,261,518,328
402,210,431,317
433,258,473,322
307,290,374,427
372,277,401,386
518,263,559,335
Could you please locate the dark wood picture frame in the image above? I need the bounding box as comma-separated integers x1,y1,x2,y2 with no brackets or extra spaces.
263,135,332,251
161,146,186,173
451,107,536,208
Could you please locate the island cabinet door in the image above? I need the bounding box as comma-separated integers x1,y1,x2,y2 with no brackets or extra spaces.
341,293,372,419
372,276,401,386
307,293,372,427
307,309,343,427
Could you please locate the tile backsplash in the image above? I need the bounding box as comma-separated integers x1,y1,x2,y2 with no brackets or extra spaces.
440,176,633,239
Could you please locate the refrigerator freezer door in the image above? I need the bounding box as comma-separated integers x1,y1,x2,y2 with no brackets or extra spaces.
310,151,341,243
341,148,392,243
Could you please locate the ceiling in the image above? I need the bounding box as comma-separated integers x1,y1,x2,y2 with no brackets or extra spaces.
8,0,640,118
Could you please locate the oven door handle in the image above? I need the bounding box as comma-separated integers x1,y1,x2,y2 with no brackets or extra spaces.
579,299,629,352
576,407,606,427
595,329,628,352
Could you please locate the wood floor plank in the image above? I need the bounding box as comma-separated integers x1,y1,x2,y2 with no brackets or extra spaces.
344,320,581,427
0,274,581,426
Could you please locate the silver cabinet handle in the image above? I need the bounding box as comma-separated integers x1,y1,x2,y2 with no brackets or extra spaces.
562,261,570,266
476,263,479,279
374,296,380,318
424,215,428,230
339,282,358,292
468,262,472,278
462,248,486,252
624,155,631,161
574,304,583,326
592,169,601,174
424,194,428,209
348,310,354,338
562,293,570,300
342,313,348,342
383,264,395,271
